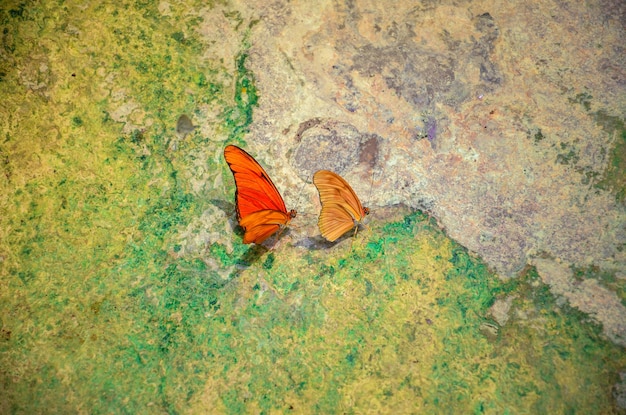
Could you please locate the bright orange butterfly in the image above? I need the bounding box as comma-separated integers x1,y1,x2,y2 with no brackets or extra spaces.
224,145,297,244
313,170,369,242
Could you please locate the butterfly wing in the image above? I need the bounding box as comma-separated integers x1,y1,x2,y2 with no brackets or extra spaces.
224,145,288,220
313,170,369,242
239,210,292,244
224,145,295,244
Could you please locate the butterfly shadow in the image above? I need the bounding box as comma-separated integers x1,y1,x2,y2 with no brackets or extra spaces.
297,229,365,251
241,233,301,270
209,198,236,216
235,244,271,267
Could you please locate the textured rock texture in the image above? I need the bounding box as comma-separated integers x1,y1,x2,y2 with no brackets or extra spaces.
202,0,626,343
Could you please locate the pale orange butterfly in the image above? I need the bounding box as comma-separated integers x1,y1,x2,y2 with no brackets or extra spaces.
313,170,370,242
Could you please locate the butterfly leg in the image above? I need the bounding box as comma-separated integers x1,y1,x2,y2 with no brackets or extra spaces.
350,221,370,249
266,224,288,250
353,220,371,242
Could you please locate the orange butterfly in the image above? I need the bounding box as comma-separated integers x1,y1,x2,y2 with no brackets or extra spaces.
313,170,369,242
224,145,296,244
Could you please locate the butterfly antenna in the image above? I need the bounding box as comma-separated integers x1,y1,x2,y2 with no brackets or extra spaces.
367,171,375,205
366,165,384,207
358,166,380,245
292,180,308,214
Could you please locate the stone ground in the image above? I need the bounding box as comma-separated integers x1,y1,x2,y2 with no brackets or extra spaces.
2,1,626,412
190,1,626,346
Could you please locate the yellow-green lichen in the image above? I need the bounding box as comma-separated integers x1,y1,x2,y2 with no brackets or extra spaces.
596,117,626,206
188,212,625,414
0,0,245,412
568,93,626,205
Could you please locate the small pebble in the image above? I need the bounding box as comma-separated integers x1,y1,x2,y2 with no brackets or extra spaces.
176,114,196,138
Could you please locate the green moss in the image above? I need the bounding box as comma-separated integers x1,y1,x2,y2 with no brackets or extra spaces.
0,0,253,412
534,129,544,143
71,115,84,127
262,252,276,270
171,31,185,43
568,93,626,204
8,3,26,19
569,92,593,111
556,148,580,165
223,51,259,140
526,127,545,144
595,117,626,205
181,212,623,413
572,265,626,306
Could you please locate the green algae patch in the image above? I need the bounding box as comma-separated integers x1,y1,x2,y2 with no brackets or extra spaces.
569,93,626,205
187,211,625,414
596,117,626,206
572,265,626,307
0,1,256,413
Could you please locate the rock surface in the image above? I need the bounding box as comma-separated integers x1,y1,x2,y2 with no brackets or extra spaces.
198,0,626,343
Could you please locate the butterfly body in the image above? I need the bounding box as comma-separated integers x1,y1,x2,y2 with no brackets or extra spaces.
224,145,296,244
313,170,369,242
